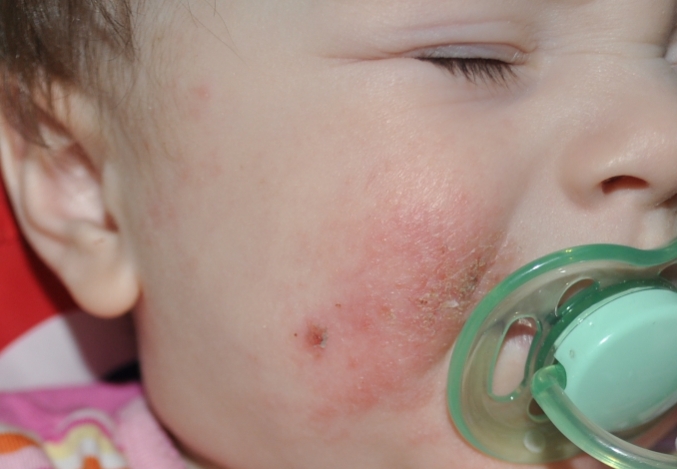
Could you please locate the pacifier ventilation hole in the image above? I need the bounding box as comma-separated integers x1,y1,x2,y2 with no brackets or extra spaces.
659,262,677,289
555,278,595,314
528,398,548,423
491,317,537,397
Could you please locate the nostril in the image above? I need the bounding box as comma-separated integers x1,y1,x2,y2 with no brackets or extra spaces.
601,176,648,194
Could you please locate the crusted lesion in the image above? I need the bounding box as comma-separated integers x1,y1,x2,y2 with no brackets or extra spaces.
306,324,329,349
413,246,496,338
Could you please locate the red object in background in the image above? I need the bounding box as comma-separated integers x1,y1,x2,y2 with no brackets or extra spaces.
0,179,76,351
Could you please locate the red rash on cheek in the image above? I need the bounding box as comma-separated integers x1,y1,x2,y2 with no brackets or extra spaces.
291,189,508,423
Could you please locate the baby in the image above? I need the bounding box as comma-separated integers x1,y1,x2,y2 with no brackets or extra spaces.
1,0,677,468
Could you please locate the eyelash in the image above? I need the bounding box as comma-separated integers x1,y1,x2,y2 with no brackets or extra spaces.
417,57,517,85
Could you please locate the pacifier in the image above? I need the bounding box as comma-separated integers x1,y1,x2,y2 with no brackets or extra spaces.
448,241,677,468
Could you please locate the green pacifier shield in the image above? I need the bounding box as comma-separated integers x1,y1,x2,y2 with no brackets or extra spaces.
448,241,677,467
554,288,677,433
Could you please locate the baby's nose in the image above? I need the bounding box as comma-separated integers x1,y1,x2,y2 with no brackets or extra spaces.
557,60,677,247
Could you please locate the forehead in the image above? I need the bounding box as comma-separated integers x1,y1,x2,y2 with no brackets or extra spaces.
170,1,675,41
155,0,677,70
314,0,672,27
209,0,655,61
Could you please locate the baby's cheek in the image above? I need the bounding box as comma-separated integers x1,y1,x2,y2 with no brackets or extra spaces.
289,187,508,423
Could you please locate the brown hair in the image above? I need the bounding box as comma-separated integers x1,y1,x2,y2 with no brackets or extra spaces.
0,0,135,143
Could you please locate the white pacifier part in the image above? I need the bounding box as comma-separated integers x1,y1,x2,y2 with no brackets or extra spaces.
447,242,677,468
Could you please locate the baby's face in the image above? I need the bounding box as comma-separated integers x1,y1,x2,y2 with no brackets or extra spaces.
113,1,677,468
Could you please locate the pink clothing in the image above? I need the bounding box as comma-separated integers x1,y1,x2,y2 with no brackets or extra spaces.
0,383,186,469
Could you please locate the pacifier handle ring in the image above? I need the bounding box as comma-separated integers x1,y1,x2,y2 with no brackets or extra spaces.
532,364,677,469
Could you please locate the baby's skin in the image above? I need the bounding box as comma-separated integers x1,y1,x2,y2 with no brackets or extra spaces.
3,0,677,468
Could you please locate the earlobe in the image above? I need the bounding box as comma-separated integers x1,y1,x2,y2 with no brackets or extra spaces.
0,95,140,318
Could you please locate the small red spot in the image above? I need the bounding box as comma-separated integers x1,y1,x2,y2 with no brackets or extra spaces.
185,83,213,121
198,84,211,99
306,324,328,350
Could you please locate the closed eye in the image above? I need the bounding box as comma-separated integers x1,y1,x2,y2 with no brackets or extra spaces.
417,57,517,85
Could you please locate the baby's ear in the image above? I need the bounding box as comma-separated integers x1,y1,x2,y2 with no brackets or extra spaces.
0,88,139,318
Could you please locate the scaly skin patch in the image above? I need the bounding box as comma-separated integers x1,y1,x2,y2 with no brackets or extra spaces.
291,187,510,425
